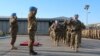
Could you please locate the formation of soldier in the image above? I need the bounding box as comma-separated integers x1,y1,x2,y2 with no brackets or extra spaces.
82,27,100,40
49,14,86,52
8,6,100,55
9,6,38,55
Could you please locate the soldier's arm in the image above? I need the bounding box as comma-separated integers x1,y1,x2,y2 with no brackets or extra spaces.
50,23,55,31
81,23,86,29
10,17,17,24
28,13,32,21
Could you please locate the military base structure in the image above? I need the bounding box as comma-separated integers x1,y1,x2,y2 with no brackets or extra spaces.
0,16,100,39
0,16,67,35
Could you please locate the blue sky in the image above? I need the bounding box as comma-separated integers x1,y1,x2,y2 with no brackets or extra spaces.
0,0,99,24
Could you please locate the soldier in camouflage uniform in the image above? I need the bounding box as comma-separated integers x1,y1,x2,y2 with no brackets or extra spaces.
9,13,18,50
52,20,60,46
27,6,37,55
63,19,68,45
70,18,79,52
49,20,66,46
97,29,100,39
49,21,56,41
66,17,73,47
74,14,85,46
70,14,85,52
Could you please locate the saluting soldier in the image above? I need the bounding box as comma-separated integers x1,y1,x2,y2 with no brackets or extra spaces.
27,6,38,55
9,13,18,50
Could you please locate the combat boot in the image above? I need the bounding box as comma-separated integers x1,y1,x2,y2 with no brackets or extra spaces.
29,50,38,55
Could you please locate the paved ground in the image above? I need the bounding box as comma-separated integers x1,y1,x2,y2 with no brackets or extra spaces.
0,35,100,56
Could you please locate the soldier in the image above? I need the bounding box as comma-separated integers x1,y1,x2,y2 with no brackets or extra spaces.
66,17,73,47
52,20,60,46
70,18,79,52
63,19,68,45
27,6,38,55
74,14,85,45
9,13,18,50
55,20,67,46
49,21,56,41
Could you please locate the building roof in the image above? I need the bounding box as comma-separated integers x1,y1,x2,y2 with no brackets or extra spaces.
0,16,69,22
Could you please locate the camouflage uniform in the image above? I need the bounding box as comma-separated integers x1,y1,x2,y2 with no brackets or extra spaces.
70,14,85,52
77,21,85,44
49,21,66,46
55,22,66,46
27,6,37,55
9,13,18,50
70,19,79,52
97,29,100,39
66,19,72,46
52,21,61,46
49,22,56,41
74,14,85,46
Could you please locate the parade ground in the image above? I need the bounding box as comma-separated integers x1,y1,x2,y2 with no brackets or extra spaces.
0,35,100,56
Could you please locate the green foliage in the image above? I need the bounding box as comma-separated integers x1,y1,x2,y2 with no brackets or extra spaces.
0,30,5,36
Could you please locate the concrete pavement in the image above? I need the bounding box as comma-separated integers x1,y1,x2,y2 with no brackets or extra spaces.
0,35,100,56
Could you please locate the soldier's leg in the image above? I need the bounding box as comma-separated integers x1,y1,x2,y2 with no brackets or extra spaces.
98,30,100,40
67,33,71,47
78,32,81,45
62,32,65,44
57,32,61,46
29,31,37,55
54,32,59,46
70,33,75,49
79,34,81,44
10,32,17,50
50,31,54,40
75,33,80,52
72,34,75,50
63,31,67,45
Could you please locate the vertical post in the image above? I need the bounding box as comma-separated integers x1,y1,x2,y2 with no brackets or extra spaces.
86,9,88,26
84,4,90,27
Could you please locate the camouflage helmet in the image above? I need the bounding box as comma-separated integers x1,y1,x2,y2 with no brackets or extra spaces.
29,6,37,12
11,13,16,16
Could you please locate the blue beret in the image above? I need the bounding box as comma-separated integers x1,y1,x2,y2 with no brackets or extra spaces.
74,14,79,17
11,13,16,16
29,6,37,11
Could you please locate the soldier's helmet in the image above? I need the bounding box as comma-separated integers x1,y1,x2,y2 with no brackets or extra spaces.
11,13,16,16
29,6,37,12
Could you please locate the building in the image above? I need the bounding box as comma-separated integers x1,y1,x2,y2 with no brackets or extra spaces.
0,17,68,35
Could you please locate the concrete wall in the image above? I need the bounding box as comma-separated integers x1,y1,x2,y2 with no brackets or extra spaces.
0,20,49,35
0,17,66,35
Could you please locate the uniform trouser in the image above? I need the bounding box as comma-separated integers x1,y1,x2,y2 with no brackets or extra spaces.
55,32,60,43
70,32,79,49
66,32,71,46
50,30,55,40
28,31,36,52
62,31,66,44
10,32,17,46
78,31,82,44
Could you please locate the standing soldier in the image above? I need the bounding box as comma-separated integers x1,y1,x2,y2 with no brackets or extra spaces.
9,13,18,50
28,6,38,55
